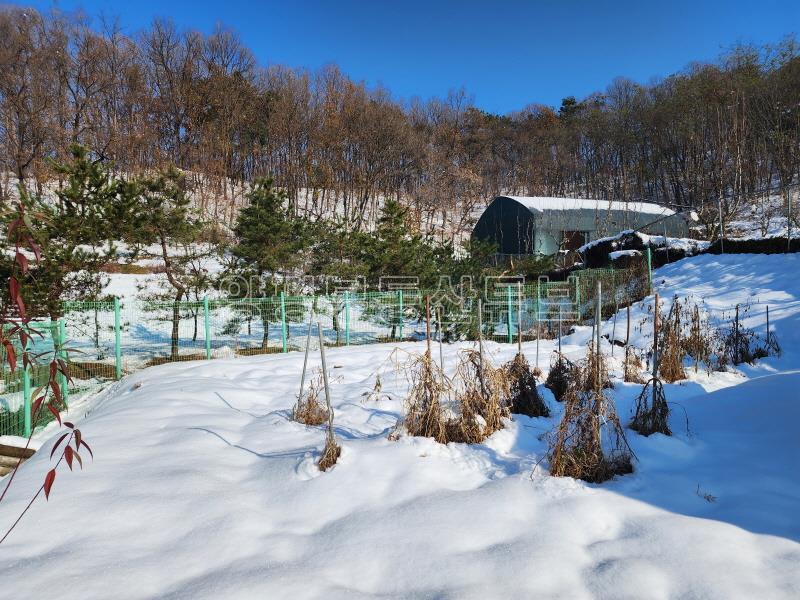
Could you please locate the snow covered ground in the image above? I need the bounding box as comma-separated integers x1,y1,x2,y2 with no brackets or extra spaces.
0,254,799,598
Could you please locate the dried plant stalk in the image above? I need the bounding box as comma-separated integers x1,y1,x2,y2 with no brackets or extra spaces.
548,352,633,483
659,298,687,383
630,377,671,437
504,353,549,417
453,348,510,436
623,348,646,383
318,434,341,472
403,351,447,443
292,370,329,426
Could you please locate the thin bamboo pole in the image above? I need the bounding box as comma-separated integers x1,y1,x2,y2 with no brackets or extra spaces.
317,322,334,437
298,307,315,400
653,293,660,409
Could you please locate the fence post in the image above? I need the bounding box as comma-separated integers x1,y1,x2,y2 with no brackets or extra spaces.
506,285,513,344
203,296,212,360
344,292,351,346
575,274,581,321
397,290,404,340
114,296,122,379
22,336,31,437
646,247,653,294
280,292,288,353
59,319,68,407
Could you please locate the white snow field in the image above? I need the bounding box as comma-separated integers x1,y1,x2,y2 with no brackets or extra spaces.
1,254,799,599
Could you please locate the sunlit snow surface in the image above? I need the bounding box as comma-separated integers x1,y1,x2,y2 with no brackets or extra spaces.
1,254,799,599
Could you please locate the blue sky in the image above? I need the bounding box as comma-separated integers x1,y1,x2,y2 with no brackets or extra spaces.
11,0,800,114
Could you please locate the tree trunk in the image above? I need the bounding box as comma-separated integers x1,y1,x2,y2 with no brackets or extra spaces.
171,295,181,361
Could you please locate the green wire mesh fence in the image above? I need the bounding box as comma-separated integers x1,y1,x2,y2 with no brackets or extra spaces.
0,321,68,439
0,261,651,438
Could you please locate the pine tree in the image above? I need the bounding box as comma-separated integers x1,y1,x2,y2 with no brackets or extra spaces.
229,178,309,348
3,144,136,318
130,167,208,360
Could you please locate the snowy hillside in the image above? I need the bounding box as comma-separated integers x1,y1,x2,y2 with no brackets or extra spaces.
0,254,799,598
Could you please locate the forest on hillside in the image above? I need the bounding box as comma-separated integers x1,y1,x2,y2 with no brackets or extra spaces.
1,7,799,241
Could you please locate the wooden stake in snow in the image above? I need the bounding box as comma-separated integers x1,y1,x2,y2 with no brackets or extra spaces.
766,305,770,347
477,298,486,397
734,303,740,364
535,306,540,370
437,306,446,392
596,281,602,390
626,304,631,346
425,295,432,357
611,299,618,357
625,303,632,374
652,293,660,409
518,282,525,349
595,281,602,353
558,304,562,355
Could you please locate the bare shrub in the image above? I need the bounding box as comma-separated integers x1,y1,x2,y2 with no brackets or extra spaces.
504,353,549,418
630,377,671,436
683,303,715,372
292,370,329,426
720,303,772,365
548,352,633,483
765,330,781,357
585,346,613,391
623,348,646,383
403,346,515,445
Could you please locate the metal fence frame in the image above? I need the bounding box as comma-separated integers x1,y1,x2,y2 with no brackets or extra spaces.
1,261,652,438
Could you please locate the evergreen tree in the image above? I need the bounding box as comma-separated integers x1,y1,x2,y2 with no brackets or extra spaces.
130,167,209,360
367,198,444,288
229,178,309,348
2,144,136,317
232,178,310,281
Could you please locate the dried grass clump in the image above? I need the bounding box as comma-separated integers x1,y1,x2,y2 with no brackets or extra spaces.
548,356,633,483
630,377,671,436
317,432,341,471
504,353,549,418
403,347,514,445
292,371,329,426
403,351,447,443
451,349,510,438
659,300,687,383
443,388,487,444
545,353,573,402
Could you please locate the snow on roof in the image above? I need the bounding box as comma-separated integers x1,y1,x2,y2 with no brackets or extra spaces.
501,196,674,217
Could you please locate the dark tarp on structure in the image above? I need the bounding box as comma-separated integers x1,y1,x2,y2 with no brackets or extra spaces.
471,196,536,255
